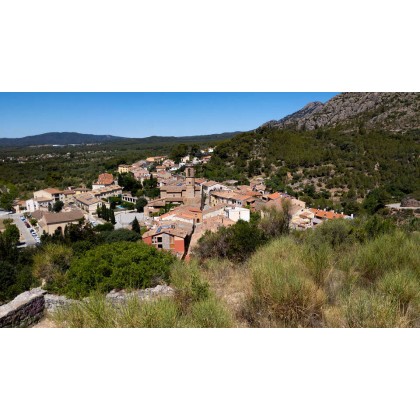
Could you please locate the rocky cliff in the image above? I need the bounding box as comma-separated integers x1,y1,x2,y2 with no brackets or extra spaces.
262,92,420,132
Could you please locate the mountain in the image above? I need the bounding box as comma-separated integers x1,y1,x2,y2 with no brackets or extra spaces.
0,131,242,148
262,92,420,132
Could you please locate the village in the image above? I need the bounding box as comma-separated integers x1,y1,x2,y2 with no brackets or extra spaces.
7,148,354,259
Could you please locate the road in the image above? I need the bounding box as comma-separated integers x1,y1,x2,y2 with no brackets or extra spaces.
0,212,37,247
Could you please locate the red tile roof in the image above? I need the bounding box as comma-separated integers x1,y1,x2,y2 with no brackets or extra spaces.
97,173,114,185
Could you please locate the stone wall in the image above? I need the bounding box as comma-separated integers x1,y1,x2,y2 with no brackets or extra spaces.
0,285,175,327
0,288,46,328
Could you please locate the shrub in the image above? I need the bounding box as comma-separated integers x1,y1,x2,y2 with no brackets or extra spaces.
33,243,73,286
377,269,420,315
324,288,409,328
59,242,175,298
244,237,326,327
355,231,419,284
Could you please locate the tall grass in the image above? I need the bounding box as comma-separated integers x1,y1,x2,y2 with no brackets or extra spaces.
355,231,419,284
244,237,326,327
377,269,420,317
324,288,410,328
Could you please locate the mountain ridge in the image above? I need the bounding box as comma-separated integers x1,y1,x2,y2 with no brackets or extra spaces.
261,92,420,132
0,131,242,148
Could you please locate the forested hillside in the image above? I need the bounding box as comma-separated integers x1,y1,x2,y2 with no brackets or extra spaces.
202,127,420,214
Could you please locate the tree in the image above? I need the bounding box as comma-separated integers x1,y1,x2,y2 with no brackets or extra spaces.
110,209,116,225
52,200,64,213
131,217,141,234
135,197,148,213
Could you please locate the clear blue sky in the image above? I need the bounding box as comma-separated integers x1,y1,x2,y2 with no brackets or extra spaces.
0,93,338,138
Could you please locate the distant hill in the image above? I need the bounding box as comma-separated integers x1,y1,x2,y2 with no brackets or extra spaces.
262,92,420,132
0,131,242,148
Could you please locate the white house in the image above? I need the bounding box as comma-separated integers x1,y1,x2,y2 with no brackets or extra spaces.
224,206,250,222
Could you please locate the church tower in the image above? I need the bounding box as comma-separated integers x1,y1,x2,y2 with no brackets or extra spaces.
185,164,195,199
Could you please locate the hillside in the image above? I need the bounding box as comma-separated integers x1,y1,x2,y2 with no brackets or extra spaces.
203,93,420,214
0,131,241,148
262,92,420,132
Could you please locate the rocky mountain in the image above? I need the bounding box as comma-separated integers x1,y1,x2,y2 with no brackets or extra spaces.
262,92,420,132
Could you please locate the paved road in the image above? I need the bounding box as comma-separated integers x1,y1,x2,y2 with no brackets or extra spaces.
0,212,37,247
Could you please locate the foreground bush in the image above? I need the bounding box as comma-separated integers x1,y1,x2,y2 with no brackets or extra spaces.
244,237,326,327
47,242,175,299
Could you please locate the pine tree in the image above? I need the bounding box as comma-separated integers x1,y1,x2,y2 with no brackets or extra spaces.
131,217,140,233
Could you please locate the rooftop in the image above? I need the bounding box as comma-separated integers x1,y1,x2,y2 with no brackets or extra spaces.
41,209,85,225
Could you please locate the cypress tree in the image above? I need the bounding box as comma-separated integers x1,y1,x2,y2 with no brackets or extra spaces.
131,217,140,233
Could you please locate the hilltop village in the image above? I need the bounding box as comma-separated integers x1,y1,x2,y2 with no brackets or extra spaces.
10,149,353,259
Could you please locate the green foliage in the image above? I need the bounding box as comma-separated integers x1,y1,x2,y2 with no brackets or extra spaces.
131,217,140,234
135,197,148,213
94,222,114,232
52,200,64,213
99,228,141,243
55,242,175,298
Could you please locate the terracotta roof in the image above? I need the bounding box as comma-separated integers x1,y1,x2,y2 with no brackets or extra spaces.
267,192,281,200
43,188,61,194
309,208,346,220
96,173,114,185
41,210,84,225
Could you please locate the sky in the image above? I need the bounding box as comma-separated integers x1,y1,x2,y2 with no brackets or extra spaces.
0,93,338,138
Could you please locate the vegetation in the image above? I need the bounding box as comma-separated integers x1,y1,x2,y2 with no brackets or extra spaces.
202,128,420,215
51,260,234,328
0,221,38,304
44,241,175,298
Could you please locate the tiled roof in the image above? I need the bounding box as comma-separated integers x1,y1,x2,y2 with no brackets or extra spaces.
42,209,84,225
43,188,62,194
309,208,346,220
74,193,102,206
97,173,114,185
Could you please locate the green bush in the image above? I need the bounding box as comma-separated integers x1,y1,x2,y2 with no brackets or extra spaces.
58,242,175,298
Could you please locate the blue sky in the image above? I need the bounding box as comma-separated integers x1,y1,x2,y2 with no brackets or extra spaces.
0,93,338,138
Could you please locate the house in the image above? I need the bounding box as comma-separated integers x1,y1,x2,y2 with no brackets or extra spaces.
156,165,166,174
92,173,115,190
144,198,167,217
209,190,260,210
256,196,305,218
92,185,123,200
159,205,202,225
142,223,193,258
118,164,131,174
308,208,352,221
201,181,230,197
74,193,105,215
38,209,85,235
224,206,250,222
58,189,76,204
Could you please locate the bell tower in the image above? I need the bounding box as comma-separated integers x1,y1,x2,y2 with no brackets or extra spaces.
185,164,195,199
